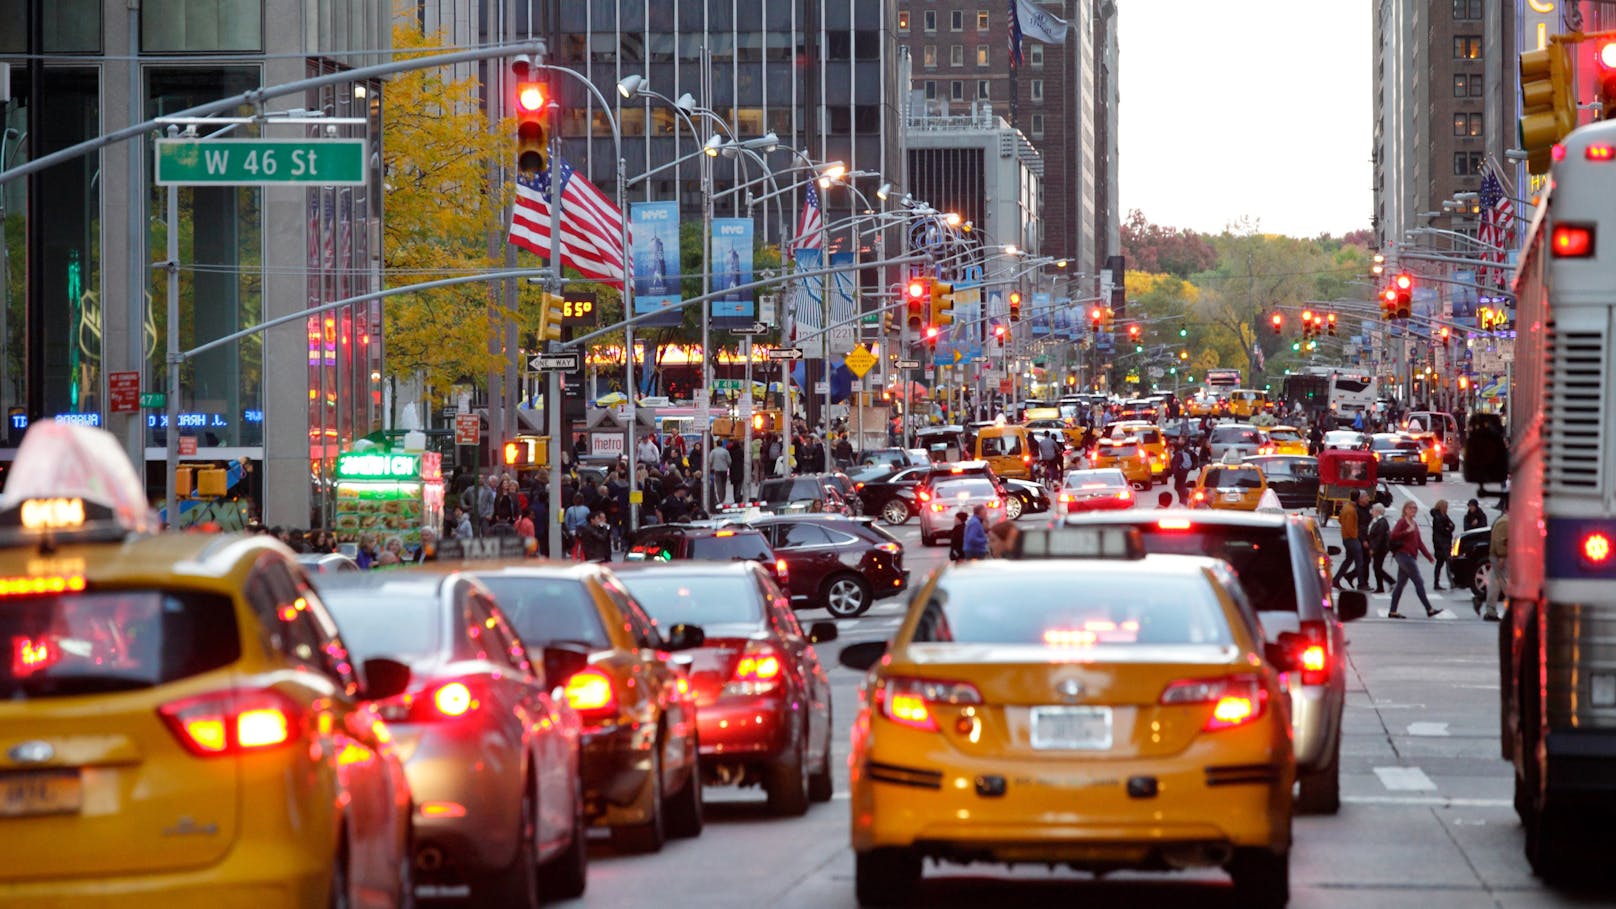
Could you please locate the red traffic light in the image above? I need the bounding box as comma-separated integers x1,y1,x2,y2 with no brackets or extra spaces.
924,325,940,339
1599,39,1616,70
1393,273,1413,292
1438,326,1450,340
906,279,927,299
1127,323,1141,338
993,324,1007,338
1090,307,1104,323
517,82,546,112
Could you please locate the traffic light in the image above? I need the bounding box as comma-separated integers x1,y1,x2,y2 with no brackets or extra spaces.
882,310,895,332
1438,326,1451,344
1518,42,1575,175
929,280,954,329
1596,38,1616,124
1178,327,1188,338
513,56,549,177
1326,312,1337,336
1127,323,1141,342
1090,306,1105,333
1009,291,1022,322
537,292,565,343
1393,273,1413,319
1380,287,1399,320
1300,309,1314,339
905,278,927,331
1270,312,1283,335
1370,252,1385,277
992,322,1008,346
923,324,940,351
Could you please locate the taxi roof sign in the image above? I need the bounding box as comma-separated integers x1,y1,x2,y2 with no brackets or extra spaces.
1012,525,1146,561
0,421,157,537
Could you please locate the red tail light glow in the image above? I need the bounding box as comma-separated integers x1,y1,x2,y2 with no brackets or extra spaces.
878,677,982,732
1158,518,1192,530
1159,676,1268,731
159,689,299,757
774,558,790,584
1293,620,1330,685
1551,224,1595,258
1116,489,1132,500
1583,531,1613,565
726,645,785,695
11,635,60,678
917,489,931,502
564,667,618,717
1587,144,1616,162
432,682,476,717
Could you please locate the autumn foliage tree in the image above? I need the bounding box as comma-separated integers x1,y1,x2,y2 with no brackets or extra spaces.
1119,210,1217,279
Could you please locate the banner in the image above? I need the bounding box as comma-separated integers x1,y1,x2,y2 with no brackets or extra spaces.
788,249,823,353
710,218,754,325
828,251,858,356
1449,268,1478,327
631,201,681,327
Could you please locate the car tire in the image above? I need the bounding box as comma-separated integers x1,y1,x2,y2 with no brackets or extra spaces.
1227,847,1290,909
1434,472,1443,483
611,745,666,854
1418,475,1428,486
881,499,911,526
823,574,872,619
1470,559,1490,600
484,789,540,908
855,848,921,908
1004,495,1023,520
809,708,835,803
541,777,589,900
1295,737,1341,815
920,532,936,547
665,739,704,839
765,733,810,817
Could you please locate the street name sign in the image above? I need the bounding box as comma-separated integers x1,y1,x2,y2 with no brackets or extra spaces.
530,352,581,371
895,359,921,369
766,348,804,361
731,322,770,335
155,139,367,186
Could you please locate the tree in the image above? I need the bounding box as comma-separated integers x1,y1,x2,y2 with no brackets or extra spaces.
381,21,513,395
1120,210,1217,279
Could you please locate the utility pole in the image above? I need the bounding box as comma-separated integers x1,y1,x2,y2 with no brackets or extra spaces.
544,93,565,560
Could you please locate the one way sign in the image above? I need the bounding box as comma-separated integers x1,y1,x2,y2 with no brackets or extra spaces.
529,352,580,371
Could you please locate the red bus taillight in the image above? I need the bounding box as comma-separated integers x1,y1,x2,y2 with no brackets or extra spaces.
1551,224,1595,258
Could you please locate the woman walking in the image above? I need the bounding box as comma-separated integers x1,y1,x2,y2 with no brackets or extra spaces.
1388,501,1443,619
1429,499,1455,591
1367,504,1397,593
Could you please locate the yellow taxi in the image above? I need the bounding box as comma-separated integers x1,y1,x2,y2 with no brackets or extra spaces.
839,527,1295,908
1405,432,1446,481
972,424,1033,480
1189,457,1269,511
1185,392,1218,418
1108,421,1170,478
1089,438,1153,489
1226,389,1271,420
0,422,414,908
1261,425,1309,456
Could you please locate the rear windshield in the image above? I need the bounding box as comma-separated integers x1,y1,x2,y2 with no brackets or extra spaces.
759,479,821,502
1102,443,1141,457
1213,428,1260,443
917,571,1229,646
979,434,1024,457
932,478,997,498
473,576,610,650
689,532,774,561
1133,525,1299,614
1,590,239,699
1202,467,1263,489
1065,471,1126,489
1135,430,1162,444
614,575,763,628
320,593,444,665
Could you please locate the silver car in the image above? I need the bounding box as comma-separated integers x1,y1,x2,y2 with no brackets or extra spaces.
1206,422,1264,461
917,476,1008,547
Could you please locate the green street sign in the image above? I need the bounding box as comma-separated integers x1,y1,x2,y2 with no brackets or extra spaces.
139,393,166,407
155,139,367,186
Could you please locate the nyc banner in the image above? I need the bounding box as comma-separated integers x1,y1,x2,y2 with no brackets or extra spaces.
631,201,681,327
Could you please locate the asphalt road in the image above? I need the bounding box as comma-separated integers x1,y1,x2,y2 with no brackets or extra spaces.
557,475,1614,909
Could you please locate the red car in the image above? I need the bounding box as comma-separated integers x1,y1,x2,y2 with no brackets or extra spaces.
1057,467,1136,513
614,561,839,816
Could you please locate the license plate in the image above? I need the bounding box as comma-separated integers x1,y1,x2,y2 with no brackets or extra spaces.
1030,706,1113,751
1222,491,1244,503
0,770,82,818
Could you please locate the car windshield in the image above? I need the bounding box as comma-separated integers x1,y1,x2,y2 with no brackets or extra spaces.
759,478,822,502
979,434,1024,457
1268,429,1302,441
1132,524,1299,614
320,593,444,665
689,532,774,561
1202,467,1263,489
1065,470,1126,489
472,576,611,649
1214,428,1260,443
0,589,239,699
614,574,763,628
914,570,1230,646
932,478,998,499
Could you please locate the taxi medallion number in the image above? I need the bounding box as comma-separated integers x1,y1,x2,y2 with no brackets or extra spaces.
1029,706,1113,751
0,771,83,818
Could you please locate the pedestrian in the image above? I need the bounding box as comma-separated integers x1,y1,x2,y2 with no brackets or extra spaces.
1367,504,1396,593
1463,498,1488,532
708,439,733,506
1332,496,1362,590
452,506,474,541
962,505,990,560
581,509,614,563
947,510,968,562
1354,491,1375,590
492,477,520,527
1171,442,1193,504
476,475,498,529
988,519,1021,558
1429,499,1455,591
729,442,746,504
637,433,660,468
562,493,592,542
355,533,379,570
1387,500,1442,619
1484,497,1509,622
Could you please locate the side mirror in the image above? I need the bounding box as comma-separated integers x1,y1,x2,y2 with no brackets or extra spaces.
542,645,591,687
839,640,887,671
808,621,839,645
663,622,706,651
1326,544,1342,556
361,657,412,701
1335,589,1369,623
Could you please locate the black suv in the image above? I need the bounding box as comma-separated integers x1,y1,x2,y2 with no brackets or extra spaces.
755,475,854,516
625,522,790,589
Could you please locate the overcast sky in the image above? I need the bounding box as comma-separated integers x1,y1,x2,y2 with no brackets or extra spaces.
1115,1,1373,239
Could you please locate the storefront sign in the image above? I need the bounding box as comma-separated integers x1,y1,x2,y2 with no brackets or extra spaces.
334,452,422,481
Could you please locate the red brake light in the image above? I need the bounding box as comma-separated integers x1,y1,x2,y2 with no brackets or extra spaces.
1022,454,1032,463
987,499,1001,509
917,489,931,502
1159,675,1268,731
877,677,982,732
1058,493,1073,503
1116,490,1132,500
727,644,785,695
1583,531,1613,565
432,682,476,717
1158,518,1192,529
1588,144,1616,162
1551,224,1595,258
159,688,299,757
11,635,60,678
1293,619,1330,686
774,558,790,583
564,667,618,717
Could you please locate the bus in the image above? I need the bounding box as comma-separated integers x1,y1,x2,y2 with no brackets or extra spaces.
1494,119,1616,883
1296,366,1376,416
1204,368,1241,390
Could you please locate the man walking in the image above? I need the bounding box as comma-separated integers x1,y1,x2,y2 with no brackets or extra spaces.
1332,496,1362,590
708,440,733,507
1485,498,1509,622
962,505,990,560
1387,501,1443,619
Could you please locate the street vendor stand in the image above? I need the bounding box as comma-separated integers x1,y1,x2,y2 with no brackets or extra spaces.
331,450,444,547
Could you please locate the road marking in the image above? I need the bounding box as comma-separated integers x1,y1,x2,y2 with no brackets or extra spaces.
1407,721,1450,736
1374,766,1437,791
1344,795,1508,808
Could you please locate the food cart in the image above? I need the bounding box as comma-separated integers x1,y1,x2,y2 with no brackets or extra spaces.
331,450,444,547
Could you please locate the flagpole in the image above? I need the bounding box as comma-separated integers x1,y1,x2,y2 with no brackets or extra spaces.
545,102,566,561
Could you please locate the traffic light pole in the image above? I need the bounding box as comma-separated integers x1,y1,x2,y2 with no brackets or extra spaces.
545,100,566,561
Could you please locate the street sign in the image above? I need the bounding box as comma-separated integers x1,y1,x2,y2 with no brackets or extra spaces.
713,378,743,392
178,436,198,456
454,412,480,446
895,359,921,369
738,394,754,417
529,352,581,371
154,138,366,186
813,381,829,394
766,348,804,361
590,432,625,458
731,322,769,335
851,380,864,391
844,344,877,378
693,390,710,419
140,392,166,408
109,371,140,414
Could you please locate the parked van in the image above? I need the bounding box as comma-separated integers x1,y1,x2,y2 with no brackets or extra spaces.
973,424,1032,479
1401,410,1461,469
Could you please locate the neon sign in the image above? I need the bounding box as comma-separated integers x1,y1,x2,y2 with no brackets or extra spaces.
334,452,422,480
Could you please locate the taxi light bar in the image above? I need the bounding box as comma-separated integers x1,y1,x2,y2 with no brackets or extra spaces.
564,667,618,717
1159,675,1268,732
158,688,299,757
19,497,86,532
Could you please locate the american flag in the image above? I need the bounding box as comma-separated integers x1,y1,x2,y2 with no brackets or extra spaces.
794,182,823,251
1475,171,1516,289
1008,0,1024,67
508,157,627,287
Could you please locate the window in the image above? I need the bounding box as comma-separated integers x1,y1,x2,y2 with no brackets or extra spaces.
923,44,937,67
1030,79,1044,102
978,79,991,99
778,523,833,548
1453,73,1487,97
951,44,963,66
1453,112,1482,137
976,45,990,67
1454,151,1484,175
951,10,964,31
924,80,937,99
143,0,261,51
1031,113,1045,138
951,80,965,101
923,10,936,32
1029,43,1044,67
977,10,990,30
1452,0,1482,19
1453,36,1481,59
898,9,910,32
